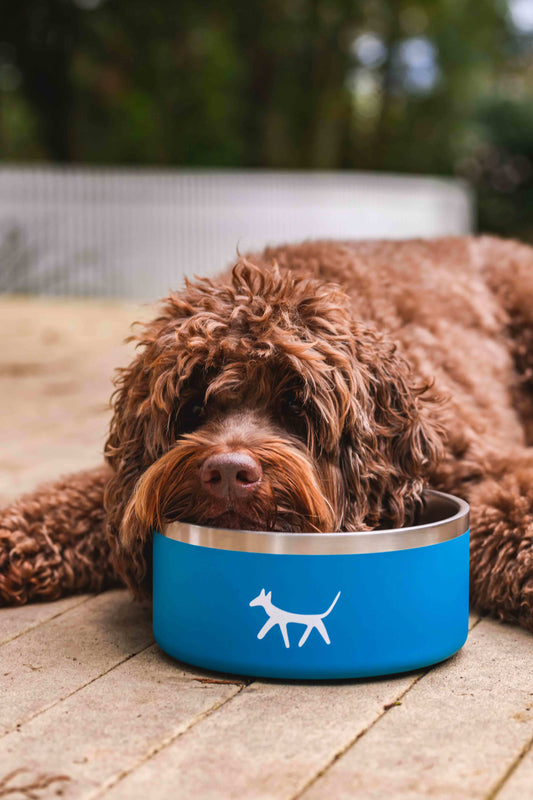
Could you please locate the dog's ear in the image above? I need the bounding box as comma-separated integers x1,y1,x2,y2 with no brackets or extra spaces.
103,294,205,596
339,322,444,529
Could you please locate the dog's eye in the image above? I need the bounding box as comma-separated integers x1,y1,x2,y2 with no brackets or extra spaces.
283,391,306,417
177,401,207,435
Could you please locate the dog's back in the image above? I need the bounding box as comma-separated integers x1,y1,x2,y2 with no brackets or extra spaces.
252,236,532,458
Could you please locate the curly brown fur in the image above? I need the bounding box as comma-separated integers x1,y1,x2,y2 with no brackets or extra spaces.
2,235,533,633
466,450,533,629
0,466,119,605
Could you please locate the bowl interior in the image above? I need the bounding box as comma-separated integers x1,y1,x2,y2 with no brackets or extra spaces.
412,491,461,526
160,489,469,556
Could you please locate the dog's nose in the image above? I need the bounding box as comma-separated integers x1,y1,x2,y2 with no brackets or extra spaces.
200,452,262,499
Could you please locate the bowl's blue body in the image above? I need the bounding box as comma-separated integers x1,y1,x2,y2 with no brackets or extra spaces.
153,492,469,679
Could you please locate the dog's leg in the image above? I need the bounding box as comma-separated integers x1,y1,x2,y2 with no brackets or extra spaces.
0,466,120,606
256,616,276,640
464,448,533,631
279,621,290,648
298,624,314,647
313,619,331,645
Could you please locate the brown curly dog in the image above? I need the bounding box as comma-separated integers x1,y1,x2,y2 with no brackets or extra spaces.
1,236,533,633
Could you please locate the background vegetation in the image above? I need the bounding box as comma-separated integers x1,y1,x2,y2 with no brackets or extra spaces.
1,0,533,239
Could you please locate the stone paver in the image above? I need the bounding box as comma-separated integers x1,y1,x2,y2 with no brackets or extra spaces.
0,297,146,504
0,593,91,645
494,738,533,800
92,615,480,800
0,590,153,735
298,618,533,800
0,644,245,800
98,674,423,800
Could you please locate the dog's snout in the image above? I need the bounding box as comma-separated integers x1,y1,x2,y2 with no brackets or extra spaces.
200,452,262,498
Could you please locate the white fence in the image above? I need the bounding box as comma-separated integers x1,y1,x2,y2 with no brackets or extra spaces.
0,167,473,299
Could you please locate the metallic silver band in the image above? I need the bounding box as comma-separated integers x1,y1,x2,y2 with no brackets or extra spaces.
160,489,469,555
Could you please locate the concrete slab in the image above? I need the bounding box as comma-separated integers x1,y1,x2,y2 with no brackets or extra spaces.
97,672,422,800
0,644,245,800
494,739,533,800
0,590,152,735
0,594,91,646
90,615,480,800
0,297,146,504
298,618,533,800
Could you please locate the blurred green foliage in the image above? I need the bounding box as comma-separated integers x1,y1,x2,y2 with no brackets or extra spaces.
1,0,533,238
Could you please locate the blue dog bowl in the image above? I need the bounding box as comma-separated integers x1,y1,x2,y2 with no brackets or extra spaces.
153,489,469,679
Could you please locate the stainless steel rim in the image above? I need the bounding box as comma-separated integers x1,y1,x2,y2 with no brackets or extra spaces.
160,489,469,555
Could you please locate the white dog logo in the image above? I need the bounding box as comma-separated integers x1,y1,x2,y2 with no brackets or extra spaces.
249,589,341,649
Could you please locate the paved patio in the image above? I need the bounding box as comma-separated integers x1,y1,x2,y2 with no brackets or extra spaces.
1,297,532,800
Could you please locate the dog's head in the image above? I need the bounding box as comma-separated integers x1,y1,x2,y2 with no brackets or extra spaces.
104,259,442,595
